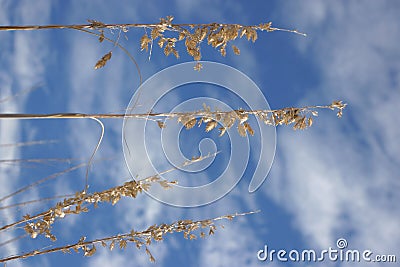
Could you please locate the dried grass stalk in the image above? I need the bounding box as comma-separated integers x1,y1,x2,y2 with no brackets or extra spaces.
0,16,306,68
0,101,347,136
0,153,217,241
0,211,259,263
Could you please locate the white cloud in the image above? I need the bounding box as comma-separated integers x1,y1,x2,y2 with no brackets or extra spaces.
172,0,224,20
0,1,52,264
199,221,260,267
0,117,21,258
14,0,52,24
0,1,10,25
263,0,400,261
88,248,157,267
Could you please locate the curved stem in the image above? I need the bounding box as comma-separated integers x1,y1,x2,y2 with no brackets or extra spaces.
84,118,104,193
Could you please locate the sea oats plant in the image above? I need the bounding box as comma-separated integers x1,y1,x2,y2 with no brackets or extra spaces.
0,16,346,263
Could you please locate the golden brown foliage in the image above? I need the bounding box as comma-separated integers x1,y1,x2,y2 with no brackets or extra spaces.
0,16,305,69
0,211,258,263
137,16,305,68
94,51,112,69
170,100,347,136
1,175,175,242
0,101,347,138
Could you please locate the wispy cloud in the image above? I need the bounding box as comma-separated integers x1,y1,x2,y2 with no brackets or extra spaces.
199,221,260,267
265,0,400,259
87,248,158,267
0,0,52,263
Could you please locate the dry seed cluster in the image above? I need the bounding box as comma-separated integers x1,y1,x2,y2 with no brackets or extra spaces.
139,16,270,60
21,176,176,241
89,16,305,70
1,211,257,263
155,101,347,136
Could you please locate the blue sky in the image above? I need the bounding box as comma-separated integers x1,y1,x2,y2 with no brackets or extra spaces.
0,1,399,266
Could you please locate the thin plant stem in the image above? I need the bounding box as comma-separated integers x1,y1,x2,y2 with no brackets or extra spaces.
0,234,28,248
0,22,306,36
0,211,259,263
0,140,58,148
0,194,75,211
0,103,343,120
0,152,218,234
0,163,87,203
83,117,104,193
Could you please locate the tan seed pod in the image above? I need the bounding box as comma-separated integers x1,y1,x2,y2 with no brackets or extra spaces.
84,246,96,257
98,31,105,43
237,123,247,137
178,31,186,41
184,118,197,129
140,34,151,51
119,239,127,249
244,122,254,136
308,117,313,127
157,121,166,129
219,127,227,137
232,45,240,55
193,62,203,71
151,27,160,39
94,51,112,69
158,37,166,48
109,240,115,251
205,120,218,132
